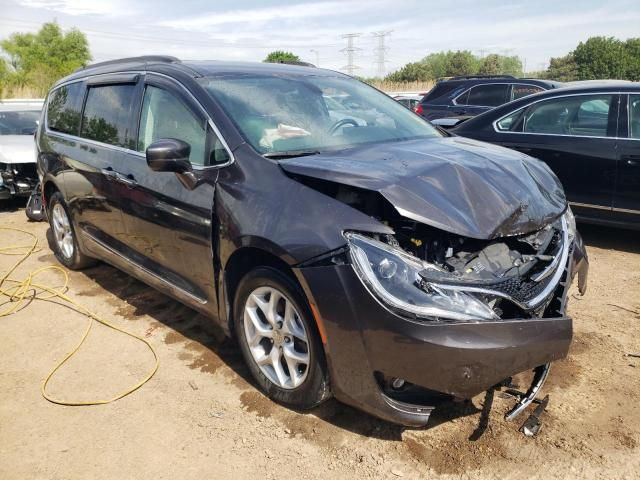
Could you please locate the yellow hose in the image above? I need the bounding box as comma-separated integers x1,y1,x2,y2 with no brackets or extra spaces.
0,226,159,405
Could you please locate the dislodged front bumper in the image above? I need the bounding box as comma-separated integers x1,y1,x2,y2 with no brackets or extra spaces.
295,233,588,427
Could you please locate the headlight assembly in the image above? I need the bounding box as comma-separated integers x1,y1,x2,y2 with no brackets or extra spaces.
345,232,499,323
564,206,576,242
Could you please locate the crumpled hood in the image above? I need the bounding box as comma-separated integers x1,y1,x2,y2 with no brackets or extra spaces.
280,136,567,239
0,135,37,164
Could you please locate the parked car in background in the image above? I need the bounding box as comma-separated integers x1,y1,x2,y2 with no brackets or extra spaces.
37,56,588,427
414,75,562,123
392,94,422,110
452,82,640,229
0,99,43,200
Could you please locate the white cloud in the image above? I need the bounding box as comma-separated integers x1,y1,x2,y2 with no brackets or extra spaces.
18,0,135,16
158,1,376,30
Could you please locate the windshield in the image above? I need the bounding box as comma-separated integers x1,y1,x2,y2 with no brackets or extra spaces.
0,110,41,135
199,74,441,156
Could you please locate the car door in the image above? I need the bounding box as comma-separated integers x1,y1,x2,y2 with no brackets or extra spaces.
61,76,140,253
613,93,640,223
117,74,231,308
493,93,620,210
452,83,509,117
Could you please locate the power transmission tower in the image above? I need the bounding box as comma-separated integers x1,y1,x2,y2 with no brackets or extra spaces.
372,31,392,78
341,33,361,76
309,49,320,67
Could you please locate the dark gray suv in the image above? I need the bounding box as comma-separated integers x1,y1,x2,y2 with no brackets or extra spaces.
415,75,562,122
36,56,588,427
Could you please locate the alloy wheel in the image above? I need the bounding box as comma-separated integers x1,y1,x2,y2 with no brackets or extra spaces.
243,286,310,389
51,203,74,259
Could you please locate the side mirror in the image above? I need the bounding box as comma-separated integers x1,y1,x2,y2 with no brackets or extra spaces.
146,138,192,173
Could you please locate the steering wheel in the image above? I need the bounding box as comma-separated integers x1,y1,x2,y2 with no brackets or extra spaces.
329,118,359,135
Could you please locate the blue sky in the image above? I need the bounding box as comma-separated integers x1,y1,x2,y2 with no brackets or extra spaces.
1,0,639,76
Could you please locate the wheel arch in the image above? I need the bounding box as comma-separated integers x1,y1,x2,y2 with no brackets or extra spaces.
223,246,298,334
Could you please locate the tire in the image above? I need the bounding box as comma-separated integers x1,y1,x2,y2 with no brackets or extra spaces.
234,267,331,410
48,191,96,270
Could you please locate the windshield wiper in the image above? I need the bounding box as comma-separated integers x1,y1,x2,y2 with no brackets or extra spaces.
263,150,321,160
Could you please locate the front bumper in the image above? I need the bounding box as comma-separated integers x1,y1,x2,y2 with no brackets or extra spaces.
296,233,588,427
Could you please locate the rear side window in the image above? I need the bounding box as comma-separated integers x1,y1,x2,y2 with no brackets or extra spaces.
463,84,509,107
81,84,137,148
47,82,84,135
511,84,544,101
421,83,461,102
629,95,640,139
524,94,615,137
138,85,208,165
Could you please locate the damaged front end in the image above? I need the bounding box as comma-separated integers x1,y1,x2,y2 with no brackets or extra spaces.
287,138,588,427
345,209,579,325
336,209,587,426
0,162,38,199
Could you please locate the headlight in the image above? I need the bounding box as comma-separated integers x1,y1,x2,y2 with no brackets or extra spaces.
345,232,499,323
564,206,576,241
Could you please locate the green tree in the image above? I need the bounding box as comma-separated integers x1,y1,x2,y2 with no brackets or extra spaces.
545,54,578,81
478,54,501,75
385,50,481,82
573,36,628,80
263,51,301,64
498,55,523,77
477,54,522,77
385,61,431,82
0,58,8,97
625,38,640,81
0,22,91,95
447,50,478,77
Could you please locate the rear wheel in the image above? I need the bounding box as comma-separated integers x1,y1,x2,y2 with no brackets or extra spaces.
48,192,96,270
234,267,330,409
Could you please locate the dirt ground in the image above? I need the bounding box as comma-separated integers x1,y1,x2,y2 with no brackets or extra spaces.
1,201,639,480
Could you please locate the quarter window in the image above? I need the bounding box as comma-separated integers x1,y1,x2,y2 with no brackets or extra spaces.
496,109,524,131
138,85,209,166
81,84,137,148
630,95,640,139
511,85,544,101
523,95,615,137
47,82,84,135
464,84,509,107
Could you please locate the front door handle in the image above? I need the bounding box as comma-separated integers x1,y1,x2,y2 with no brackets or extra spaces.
101,167,118,180
114,172,137,188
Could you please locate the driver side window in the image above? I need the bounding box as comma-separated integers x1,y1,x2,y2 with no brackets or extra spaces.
138,85,207,165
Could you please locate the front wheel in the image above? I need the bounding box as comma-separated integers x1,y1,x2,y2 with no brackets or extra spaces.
234,267,330,409
48,191,96,270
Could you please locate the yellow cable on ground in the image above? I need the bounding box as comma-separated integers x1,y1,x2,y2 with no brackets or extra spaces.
0,226,159,405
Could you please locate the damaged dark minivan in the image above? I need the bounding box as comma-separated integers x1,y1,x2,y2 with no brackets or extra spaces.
36,56,588,427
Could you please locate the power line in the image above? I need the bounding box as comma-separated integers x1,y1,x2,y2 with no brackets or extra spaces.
371,31,392,78
340,33,361,76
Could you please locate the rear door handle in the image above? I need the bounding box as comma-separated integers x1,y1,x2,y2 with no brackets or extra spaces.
621,155,640,166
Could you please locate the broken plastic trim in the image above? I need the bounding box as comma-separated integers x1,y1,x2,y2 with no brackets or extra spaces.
504,363,551,421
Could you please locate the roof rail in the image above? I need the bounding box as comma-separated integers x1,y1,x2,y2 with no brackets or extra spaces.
74,55,180,73
449,74,516,81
